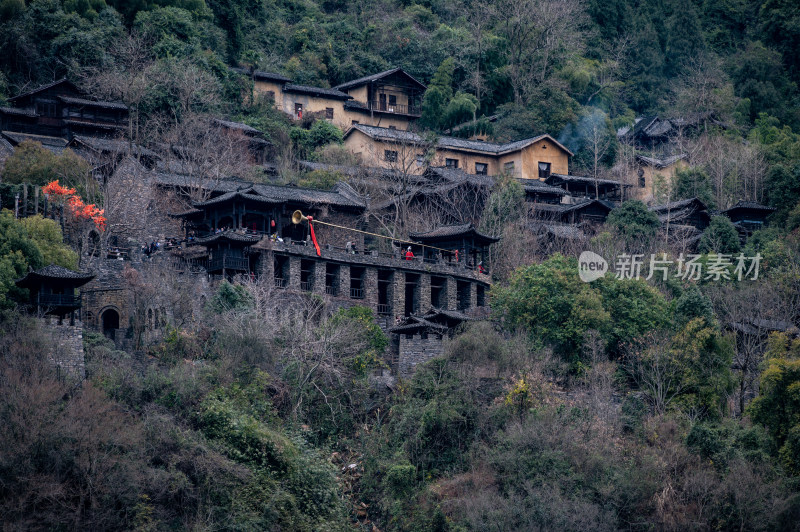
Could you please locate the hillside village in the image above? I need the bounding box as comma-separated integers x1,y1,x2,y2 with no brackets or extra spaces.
1,0,800,530
0,70,778,380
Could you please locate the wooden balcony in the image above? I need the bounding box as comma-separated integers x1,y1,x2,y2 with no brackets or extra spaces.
350,287,364,299
38,293,80,308
208,256,249,273
367,101,421,117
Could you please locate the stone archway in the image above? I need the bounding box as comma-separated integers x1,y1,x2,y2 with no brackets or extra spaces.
100,307,120,339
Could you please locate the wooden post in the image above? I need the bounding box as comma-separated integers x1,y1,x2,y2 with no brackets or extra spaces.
22,184,28,217
34,186,39,214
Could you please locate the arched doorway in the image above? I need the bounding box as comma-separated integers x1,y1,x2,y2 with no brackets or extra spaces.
101,308,120,339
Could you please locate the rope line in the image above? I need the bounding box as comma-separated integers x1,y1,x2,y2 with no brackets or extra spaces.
305,219,457,255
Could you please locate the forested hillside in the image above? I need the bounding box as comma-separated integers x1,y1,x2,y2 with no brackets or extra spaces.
2,0,799,139
2,0,800,530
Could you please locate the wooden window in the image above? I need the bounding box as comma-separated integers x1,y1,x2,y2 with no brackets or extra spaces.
325,107,334,119
265,90,275,101
475,162,488,175
384,150,398,162
503,161,515,173
445,158,459,169
538,161,551,178
388,125,396,130
415,153,425,166
389,95,397,106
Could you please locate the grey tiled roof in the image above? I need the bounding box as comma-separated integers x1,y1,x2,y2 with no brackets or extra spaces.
389,308,473,334
649,198,710,224
636,153,686,168
347,124,422,142
649,197,708,213
346,124,573,156
422,308,474,322
156,170,367,209
722,200,776,213
212,118,262,135
389,316,448,334
334,67,427,91
409,223,499,244
0,106,38,117
230,67,292,83
516,178,568,195
58,95,128,110
283,84,352,100
343,100,369,111
15,264,94,288
193,190,280,207
251,182,366,208
530,222,587,240
547,173,629,187
8,78,76,102
530,202,572,214
170,207,203,218
71,135,158,158
2,131,69,154
531,199,613,214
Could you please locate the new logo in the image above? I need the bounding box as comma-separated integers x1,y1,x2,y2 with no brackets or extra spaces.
578,251,608,282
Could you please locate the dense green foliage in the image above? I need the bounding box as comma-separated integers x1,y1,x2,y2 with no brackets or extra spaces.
605,200,660,242
3,141,91,187
749,333,800,474
491,254,671,359
699,215,742,254
2,0,800,529
0,0,798,152
0,211,76,308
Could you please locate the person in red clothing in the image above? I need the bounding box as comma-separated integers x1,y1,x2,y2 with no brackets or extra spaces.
405,246,415,260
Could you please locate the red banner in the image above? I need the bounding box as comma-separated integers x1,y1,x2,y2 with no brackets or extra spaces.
307,216,321,256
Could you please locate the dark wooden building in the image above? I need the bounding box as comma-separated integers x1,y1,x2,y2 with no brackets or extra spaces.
722,201,776,233
335,67,427,119
649,197,711,231
529,199,614,225
545,173,629,202
408,223,499,270
15,264,94,320
518,178,568,205
171,180,367,243
3,79,128,139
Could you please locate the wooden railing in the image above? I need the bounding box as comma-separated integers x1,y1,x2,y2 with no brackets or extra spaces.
350,287,364,299
274,278,287,289
367,101,421,116
38,294,80,307
377,304,391,316
208,256,249,272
